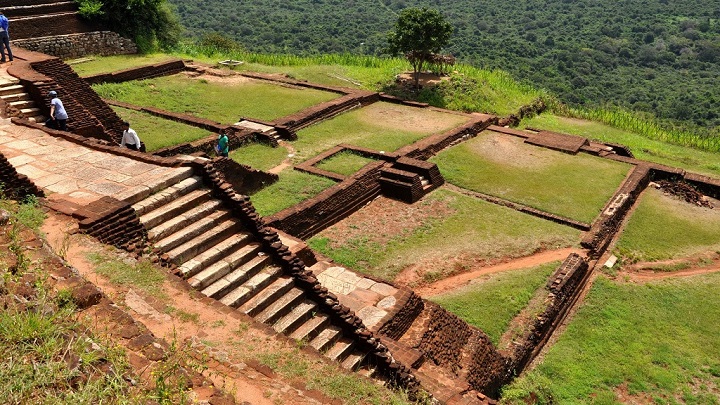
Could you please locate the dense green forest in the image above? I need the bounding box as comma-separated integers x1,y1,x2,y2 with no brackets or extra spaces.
168,0,720,132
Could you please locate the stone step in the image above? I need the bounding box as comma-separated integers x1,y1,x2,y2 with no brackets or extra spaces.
1,92,31,102
341,351,366,371
204,255,270,305
289,313,330,343
133,176,204,217
325,337,355,362
309,325,343,353
28,115,46,124
9,100,35,110
153,209,233,253
237,276,294,317
357,365,378,378
273,300,318,335
179,233,255,279
255,287,305,325
140,188,211,229
20,107,41,116
0,84,24,96
189,244,264,291
147,199,225,242
165,219,241,265
218,265,283,307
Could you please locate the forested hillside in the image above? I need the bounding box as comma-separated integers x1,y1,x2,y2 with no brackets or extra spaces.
169,0,720,132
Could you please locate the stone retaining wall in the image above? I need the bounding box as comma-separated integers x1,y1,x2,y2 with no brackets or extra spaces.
265,161,385,239
75,196,147,253
13,31,137,60
10,12,100,40
417,302,474,373
211,157,278,195
0,151,44,200
83,59,184,85
397,115,495,160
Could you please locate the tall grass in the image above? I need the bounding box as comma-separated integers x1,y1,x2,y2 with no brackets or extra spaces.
547,98,720,153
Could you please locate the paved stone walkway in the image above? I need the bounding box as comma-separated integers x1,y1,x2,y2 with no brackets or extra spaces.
0,117,191,207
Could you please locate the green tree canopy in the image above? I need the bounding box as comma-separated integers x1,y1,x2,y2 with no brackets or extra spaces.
387,7,452,87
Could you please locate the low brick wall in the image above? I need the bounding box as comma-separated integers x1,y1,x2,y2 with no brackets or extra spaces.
75,196,147,253
509,253,589,373
397,115,495,160
274,91,379,132
13,31,137,60
377,291,425,340
417,302,473,373
0,151,44,200
581,164,651,257
83,59,184,85
265,161,385,239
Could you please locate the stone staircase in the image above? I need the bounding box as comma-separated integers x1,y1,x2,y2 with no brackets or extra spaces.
0,80,46,123
131,170,373,374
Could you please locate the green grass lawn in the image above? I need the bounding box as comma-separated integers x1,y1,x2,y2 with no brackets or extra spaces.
315,151,376,176
293,102,469,162
229,143,289,171
250,169,336,217
523,114,720,178
502,275,720,405
68,54,179,76
432,262,558,345
431,131,631,223
615,188,720,263
112,106,211,151
309,189,579,282
94,74,339,124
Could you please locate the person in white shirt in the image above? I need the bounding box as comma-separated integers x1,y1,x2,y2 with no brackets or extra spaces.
120,121,141,150
46,90,68,131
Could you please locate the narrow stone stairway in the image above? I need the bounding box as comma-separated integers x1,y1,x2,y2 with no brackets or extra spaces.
132,171,372,373
0,80,45,123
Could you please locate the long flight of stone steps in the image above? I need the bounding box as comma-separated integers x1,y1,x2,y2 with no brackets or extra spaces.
0,80,46,123
131,170,374,374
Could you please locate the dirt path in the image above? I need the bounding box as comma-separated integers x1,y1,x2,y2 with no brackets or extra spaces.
268,140,295,174
414,247,582,297
619,264,720,282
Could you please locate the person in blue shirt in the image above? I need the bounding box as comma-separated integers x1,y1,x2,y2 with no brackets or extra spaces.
217,130,229,157
46,90,68,131
0,11,13,63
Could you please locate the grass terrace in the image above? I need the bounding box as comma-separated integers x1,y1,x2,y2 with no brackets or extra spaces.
112,106,211,151
615,188,720,264
502,275,720,404
68,53,179,76
432,262,558,345
229,143,289,172
250,169,336,217
315,151,376,176
309,189,579,283
523,114,720,178
94,74,339,124
293,102,469,162
432,131,631,223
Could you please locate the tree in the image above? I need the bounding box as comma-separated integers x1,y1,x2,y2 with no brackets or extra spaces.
387,7,452,88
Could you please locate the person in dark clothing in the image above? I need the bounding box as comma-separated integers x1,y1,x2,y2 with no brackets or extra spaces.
217,130,229,157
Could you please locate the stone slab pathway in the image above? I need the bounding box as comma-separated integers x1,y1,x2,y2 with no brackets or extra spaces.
0,117,190,207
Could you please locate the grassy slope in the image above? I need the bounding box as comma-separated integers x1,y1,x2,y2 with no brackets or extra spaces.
502,275,720,405
615,188,720,263
432,132,631,223
432,262,558,345
93,74,338,123
250,169,337,217
229,143,289,172
309,189,579,282
316,151,376,176
112,106,211,151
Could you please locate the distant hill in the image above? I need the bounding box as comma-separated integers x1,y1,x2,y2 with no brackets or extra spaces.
169,0,720,132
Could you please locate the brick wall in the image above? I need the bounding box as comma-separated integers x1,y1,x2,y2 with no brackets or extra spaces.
378,290,424,339
13,31,137,60
10,13,100,40
265,161,385,239
83,60,184,85
75,196,148,253
212,157,278,195
20,56,125,142
397,115,496,160
417,302,473,373
0,151,44,200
